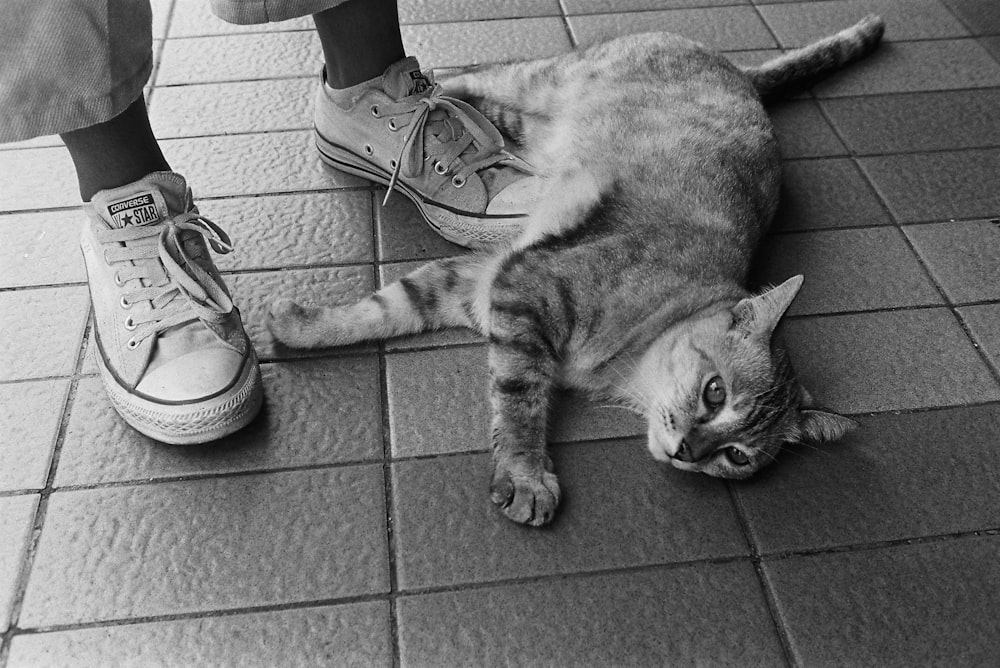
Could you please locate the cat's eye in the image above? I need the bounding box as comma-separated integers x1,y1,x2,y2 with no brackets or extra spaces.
703,376,726,409
724,447,749,466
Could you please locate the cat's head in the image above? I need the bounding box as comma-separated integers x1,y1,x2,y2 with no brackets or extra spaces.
633,275,855,479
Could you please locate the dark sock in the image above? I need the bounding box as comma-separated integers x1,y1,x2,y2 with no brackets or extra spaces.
60,94,171,202
312,0,406,89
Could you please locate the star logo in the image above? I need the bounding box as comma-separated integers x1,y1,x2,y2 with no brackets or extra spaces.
121,212,134,226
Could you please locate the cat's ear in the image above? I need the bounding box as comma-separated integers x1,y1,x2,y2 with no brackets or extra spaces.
733,275,804,338
798,409,857,444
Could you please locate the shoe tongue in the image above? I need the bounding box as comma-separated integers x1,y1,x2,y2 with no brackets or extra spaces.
90,172,189,229
381,56,432,99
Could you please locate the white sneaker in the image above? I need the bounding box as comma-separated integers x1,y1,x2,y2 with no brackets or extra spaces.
314,57,542,249
80,171,263,444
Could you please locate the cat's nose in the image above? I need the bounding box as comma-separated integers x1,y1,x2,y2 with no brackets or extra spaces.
675,439,694,462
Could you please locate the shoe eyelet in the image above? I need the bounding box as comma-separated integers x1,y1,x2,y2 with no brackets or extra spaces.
387,119,399,132
364,144,374,156
119,295,132,309
370,105,380,118
124,317,137,331
451,175,467,188
126,338,139,350
114,272,124,287
433,161,448,175
389,159,398,170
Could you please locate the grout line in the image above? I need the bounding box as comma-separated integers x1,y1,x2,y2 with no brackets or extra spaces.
726,483,798,668
557,0,579,49
806,76,1000,390
0,312,92,666
371,192,403,668
10,395,1000,495
7,526,999,640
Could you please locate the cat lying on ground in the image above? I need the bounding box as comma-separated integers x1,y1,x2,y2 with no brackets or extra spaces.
267,16,884,526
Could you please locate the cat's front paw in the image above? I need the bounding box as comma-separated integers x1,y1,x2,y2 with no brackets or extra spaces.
490,455,561,527
266,298,321,348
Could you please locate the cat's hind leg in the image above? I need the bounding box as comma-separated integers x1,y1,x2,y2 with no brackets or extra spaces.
267,254,493,348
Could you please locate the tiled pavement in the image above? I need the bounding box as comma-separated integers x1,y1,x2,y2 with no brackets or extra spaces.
2,0,1000,665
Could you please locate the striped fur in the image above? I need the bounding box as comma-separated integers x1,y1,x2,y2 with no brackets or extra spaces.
268,19,880,525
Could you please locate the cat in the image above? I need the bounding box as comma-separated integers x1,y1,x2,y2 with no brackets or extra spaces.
266,16,884,526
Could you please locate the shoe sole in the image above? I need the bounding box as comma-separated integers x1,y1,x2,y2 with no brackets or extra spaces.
97,349,264,445
315,130,526,250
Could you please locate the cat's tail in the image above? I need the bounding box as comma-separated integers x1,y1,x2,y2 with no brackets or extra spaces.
743,15,885,96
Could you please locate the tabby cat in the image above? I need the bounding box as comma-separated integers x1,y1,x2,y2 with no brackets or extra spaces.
267,16,884,526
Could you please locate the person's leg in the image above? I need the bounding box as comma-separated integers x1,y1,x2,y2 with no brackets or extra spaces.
60,94,170,201
312,0,405,89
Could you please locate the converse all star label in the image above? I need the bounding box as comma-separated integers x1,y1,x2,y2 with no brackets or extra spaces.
107,191,166,228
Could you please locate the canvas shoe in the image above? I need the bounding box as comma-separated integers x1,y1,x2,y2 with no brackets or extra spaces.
80,171,263,444
314,57,541,249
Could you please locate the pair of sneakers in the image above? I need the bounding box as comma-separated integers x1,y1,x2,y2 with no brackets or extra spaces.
82,57,537,443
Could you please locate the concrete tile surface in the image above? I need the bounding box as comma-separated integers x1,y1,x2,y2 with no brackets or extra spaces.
770,158,894,231
391,441,747,589
397,561,786,666
764,537,1000,666
7,602,391,668
0,381,68,492
780,308,1000,413
904,220,1000,303
752,227,942,314
19,469,388,627
859,149,1000,223
0,495,38,633
821,89,1000,155
3,0,999,663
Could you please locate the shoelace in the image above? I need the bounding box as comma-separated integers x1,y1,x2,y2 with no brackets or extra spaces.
99,213,234,349
378,82,533,205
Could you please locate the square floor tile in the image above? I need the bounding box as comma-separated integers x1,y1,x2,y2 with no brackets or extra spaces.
402,18,572,67
168,0,314,37
771,158,893,232
0,287,89,382
941,0,1000,35
8,602,391,668
0,210,86,289
55,357,382,486
0,380,69,492
399,0,561,23
565,0,749,14
752,227,941,315
758,0,969,47
764,537,1000,666
821,89,1000,155
735,405,1000,553
202,191,375,271
780,308,1000,413
769,100,846,159
20,468,389,627
397,561,785,666
859,149,1000,223
0,494,38,632
568,6,777,49
376,193,465,262
157,32,321,85
227,264,375,361
161,131,367,199
379,262,483,351
959,303,1000,372
391,440,746,589
904,220,1000,303
149,78,315,138
811,39,1000,97
0,147,80,212
386,345,490,457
